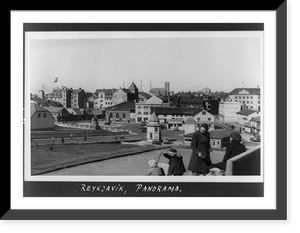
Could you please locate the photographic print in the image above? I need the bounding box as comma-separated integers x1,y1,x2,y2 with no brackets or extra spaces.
24,23,264,197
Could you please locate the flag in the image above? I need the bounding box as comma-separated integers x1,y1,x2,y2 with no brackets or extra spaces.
54,77,58,83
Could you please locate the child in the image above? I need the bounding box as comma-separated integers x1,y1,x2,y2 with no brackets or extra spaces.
146,160,165,176
162,148,186,176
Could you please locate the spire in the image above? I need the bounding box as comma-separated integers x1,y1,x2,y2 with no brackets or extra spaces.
149,112,159,123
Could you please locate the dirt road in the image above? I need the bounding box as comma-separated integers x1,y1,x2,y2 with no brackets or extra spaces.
43,147,225,176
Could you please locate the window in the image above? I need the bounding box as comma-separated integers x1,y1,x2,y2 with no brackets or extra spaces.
208,118,211,121
123,113,126,118
116,113,119,118
44,113,46,118
38,113,41,118
202,111,206,115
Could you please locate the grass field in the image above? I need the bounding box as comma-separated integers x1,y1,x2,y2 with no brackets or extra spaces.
31,142,157,175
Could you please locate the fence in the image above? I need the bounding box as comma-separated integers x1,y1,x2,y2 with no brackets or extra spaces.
225,145,261,175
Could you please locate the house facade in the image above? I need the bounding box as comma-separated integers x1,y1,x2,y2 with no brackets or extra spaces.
228,88,261,111
93,89,116,109
236,109,260,126
135,96,169,122
218,101,241,123
152,107,215,130
61,88,86,109
44,107,70,121
31,102,55,130
106,102,136,123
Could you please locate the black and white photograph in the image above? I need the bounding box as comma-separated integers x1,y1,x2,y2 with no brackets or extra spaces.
6,6,288,222
23,23,264,198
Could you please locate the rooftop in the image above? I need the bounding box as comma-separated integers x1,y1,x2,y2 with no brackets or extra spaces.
236,109,258,116
31,102,50,117
106,101,135,112
152,107,203,116
184,129,233,139
228,88,260,95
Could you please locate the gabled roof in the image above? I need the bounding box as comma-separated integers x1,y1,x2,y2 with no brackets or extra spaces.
139,92,152,99
106,101,135,112
128,82,139,91
236,109,258,116
152,107,203,116
95,89,116,94
228,88,260,95
44,107,65,113
31,102,49,117
72,89,85,94
251,116,261,122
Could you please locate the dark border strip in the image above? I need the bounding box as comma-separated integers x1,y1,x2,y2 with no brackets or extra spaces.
24,23,264,32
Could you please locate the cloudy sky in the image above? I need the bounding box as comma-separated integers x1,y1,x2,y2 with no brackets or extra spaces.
27,31,263,94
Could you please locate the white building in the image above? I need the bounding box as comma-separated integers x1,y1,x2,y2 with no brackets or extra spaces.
93,89,116,109
31,102,55,130
146,112,161,143
236,109,260,126
152,107,215,130
219,101,241,123
228,88,260,111
135,96,170,122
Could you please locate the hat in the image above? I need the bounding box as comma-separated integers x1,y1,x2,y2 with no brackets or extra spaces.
148,160,157,167
230,131,242,141
169,148,177,153
200,123,209,131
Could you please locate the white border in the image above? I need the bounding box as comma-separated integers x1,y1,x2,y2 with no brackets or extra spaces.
11,10,276,210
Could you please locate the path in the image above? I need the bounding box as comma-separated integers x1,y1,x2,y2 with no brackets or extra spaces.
43,147,225,176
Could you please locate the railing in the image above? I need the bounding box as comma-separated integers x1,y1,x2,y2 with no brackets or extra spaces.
56,122,91,129
225,145,261,175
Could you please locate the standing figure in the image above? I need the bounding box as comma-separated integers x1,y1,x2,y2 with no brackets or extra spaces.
209,131,246,173
162,148,186,176
187,123,212,175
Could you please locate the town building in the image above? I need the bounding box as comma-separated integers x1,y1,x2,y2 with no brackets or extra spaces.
152,107,215,130
146,112,161,143
93,89,116,109
112,82,139,106
61,87,86,109
236,109,260,126
183,129,233,149
184,117,197,135
218,101,241,123
250,116,261,135
135,96,170,122
106,101,136,123
31,101,55,130
70,88,86,108
44,106,70,121
228,88,261,111
45,88,62,103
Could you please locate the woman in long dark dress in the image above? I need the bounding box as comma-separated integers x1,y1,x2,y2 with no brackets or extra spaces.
209,131,246,172
187,123,212,175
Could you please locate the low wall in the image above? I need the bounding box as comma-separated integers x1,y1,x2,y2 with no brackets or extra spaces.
225,145,261,175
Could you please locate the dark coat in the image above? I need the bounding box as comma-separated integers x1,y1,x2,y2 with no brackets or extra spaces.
210,140,246,171
187,131,212,174
163,153,186,175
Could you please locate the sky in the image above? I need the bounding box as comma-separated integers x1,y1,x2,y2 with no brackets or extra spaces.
28,32,263,94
